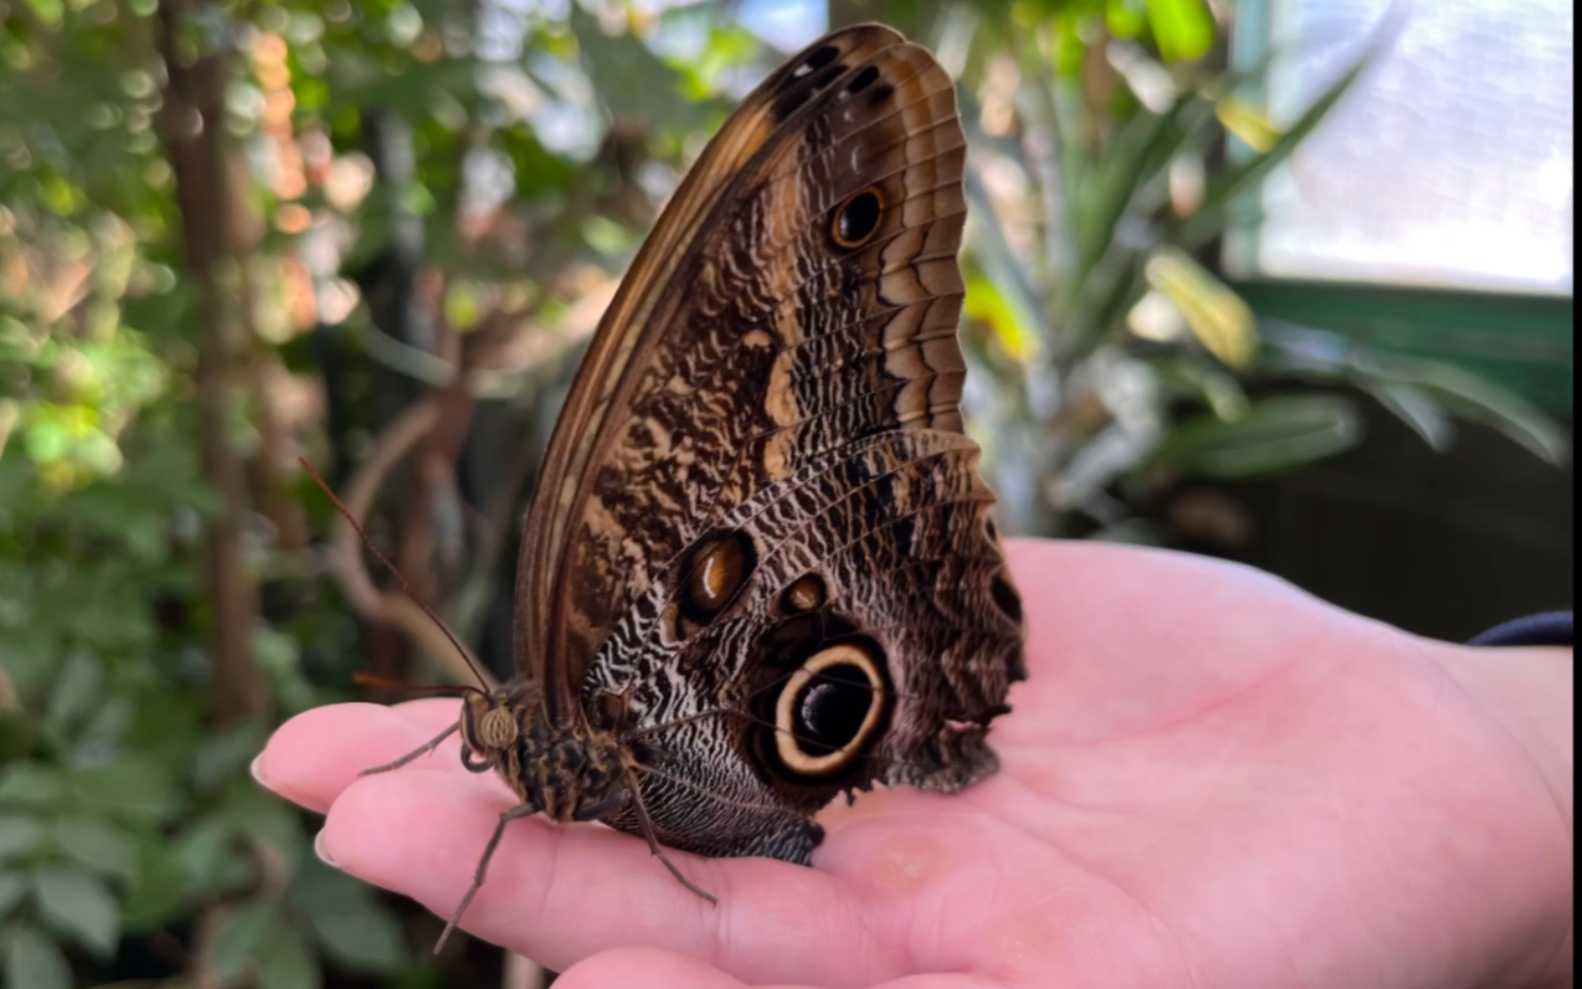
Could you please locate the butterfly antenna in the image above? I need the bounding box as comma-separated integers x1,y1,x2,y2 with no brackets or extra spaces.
352,671,481,697
300,456,493,692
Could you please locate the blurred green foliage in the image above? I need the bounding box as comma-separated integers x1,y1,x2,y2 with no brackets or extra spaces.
0,1,1566,987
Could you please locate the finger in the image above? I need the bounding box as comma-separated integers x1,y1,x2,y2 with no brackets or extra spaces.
317,767,897,982
254,699,486,813
555,947,754,989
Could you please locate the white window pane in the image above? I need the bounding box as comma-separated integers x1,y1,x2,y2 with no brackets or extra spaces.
1229,0,1574,295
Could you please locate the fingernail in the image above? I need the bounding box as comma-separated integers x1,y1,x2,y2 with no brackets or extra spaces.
250,754,269,788
314,829,339,869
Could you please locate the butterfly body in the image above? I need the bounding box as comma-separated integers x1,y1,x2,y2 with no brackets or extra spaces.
459,686,632,824
370,24,1026,948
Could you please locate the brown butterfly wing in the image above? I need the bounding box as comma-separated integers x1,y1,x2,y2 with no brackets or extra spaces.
517,24,978,713
516,24,1024,860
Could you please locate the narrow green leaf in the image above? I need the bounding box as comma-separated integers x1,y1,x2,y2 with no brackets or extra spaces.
54,817,139,884
4,925,72,989
1144,247,1257,368
1215,96,1282,153
1363,382,1454,451
1177,34,1387,245
32,864,121,957
1260,322,1568,465
1156,395,1363,478
1071,86,1211,287
0,816,46,864
1385,360,1570,465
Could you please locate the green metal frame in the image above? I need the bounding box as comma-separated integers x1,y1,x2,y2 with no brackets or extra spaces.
1235,280,1574,417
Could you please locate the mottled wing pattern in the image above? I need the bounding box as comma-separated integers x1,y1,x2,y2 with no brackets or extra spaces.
589,428,1024,861
515,25,988,718
515,24,1025,861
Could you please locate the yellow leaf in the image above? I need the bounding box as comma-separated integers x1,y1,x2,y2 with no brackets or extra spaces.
1216,97,1283,154
964,272,1039,362
1144,247,1257,368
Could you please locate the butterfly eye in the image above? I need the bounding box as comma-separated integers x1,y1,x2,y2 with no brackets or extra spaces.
477,706,519,749
830,187,884,249
774,641,888,776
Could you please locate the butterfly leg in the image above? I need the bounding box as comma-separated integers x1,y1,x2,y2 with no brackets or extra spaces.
359,721,461,777
622,770,718,905
435,799,540,953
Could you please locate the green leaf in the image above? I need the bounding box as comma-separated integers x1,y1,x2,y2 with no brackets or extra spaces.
117,837,185,931
1363,382,1454,452
1155,395,1363,478
73,757,178,822
23,0,65,30
211,901,278,982
962,167,1047,360
298,868,404,972
1144,247,1257,368
1144,0,1215,62
262,926,321,989
1177,35,1384,245
1215,96,1282,153
4,924,71,989
45,653,103,733
32,864,121,957
225,793,306,867
54,817,139,884
0,764,65,808
0,871,27,915
1379,360,1570,466
1071,87,1197,283
191,719,268,791
1107,0,1147,39
0,816,46,864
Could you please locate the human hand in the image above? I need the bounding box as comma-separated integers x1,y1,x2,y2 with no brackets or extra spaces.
255,538,1572,989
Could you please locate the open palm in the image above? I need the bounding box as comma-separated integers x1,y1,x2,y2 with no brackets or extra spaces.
257,538,1569,989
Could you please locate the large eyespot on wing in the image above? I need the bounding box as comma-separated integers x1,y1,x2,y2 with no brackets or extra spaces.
770,640,890,778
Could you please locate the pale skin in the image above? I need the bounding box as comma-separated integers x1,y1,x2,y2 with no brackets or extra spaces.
255,538,1573,989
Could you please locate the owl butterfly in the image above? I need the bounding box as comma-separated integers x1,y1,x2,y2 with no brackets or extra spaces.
364,22,1025,950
